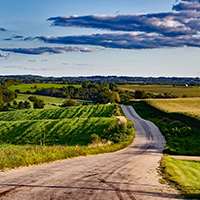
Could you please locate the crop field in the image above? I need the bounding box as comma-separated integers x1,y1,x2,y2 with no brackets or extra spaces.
0,117,118,145
9,83,81,93
0,104,134,169
0,104,115,121
161,157,200,199
119,84,200,97
145,98,200,119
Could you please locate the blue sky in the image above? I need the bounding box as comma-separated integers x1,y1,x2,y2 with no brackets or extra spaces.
1,0,200,77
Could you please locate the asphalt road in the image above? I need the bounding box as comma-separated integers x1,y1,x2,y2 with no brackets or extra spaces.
0,105,185,200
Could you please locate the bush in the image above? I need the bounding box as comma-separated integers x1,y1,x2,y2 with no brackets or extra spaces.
34,99,45,109
61,99,76,107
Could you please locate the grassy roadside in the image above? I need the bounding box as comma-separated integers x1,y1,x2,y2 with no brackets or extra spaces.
129,100,200,198
0,135,134,171
160,157,200,199
130,100,200,156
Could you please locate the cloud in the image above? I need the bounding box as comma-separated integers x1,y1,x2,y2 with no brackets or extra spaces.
173,0,200,11
47,12,200,37
62,63,69,65
28,59,36,62
0,53,9,59
0,46,100,55
0,27,6,31
12,35,24,39
4,66,57,71
41,59,48,62
35,33,200,49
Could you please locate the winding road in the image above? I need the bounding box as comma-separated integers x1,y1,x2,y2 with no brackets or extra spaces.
0,105,184,200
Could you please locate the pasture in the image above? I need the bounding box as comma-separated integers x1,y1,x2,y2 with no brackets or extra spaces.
9,83,81,93
119,84,200,97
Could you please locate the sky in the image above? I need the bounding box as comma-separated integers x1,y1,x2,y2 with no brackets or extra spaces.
1,0,200,77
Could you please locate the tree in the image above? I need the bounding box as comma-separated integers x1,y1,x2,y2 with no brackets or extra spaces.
18,101,25,110
28,96,38,102
135,90,147,99
24,101,31,109
34,99,45,109
13,100,17,106
82,80,89,89
61,99,76,107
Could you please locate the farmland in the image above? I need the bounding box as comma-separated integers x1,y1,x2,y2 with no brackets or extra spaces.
8,83,81,93
0,104,134,170
119,84,200,97
145,98,200,119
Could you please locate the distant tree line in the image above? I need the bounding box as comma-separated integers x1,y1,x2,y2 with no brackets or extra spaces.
0,75,200,86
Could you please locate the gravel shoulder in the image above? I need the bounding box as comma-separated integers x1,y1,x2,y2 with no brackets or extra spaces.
0,105,185,200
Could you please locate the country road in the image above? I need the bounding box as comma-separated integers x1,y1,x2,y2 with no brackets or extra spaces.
0,105,185,200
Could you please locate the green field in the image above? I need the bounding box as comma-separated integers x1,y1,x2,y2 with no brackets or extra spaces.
14,94,93,109
0,104,134,170
119,84,200,97
9,83,81,93
0,104,115,121
145,98,200,119
160,157,200,199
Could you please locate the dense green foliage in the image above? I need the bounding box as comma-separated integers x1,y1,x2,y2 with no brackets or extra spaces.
160,157,200,199
61,99,76,107
131,101,200,155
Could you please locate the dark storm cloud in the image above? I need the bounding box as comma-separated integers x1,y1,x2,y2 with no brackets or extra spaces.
35,33,200,49
0,46,100,55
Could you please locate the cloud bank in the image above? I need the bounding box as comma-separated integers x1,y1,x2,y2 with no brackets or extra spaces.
0,46,100,55
35,33,200,49
4,66,57,71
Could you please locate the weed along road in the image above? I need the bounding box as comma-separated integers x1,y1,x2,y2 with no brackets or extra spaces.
0,105,184,200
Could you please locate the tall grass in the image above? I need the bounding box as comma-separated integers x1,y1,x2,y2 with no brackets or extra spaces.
0,135,134,171
160,157,200,199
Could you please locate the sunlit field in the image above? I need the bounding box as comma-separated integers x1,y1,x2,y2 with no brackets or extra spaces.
9,83,81,93
119,84,200,97
145,98,200,119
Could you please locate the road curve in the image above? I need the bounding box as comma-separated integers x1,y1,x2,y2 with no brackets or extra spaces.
0,105,184,200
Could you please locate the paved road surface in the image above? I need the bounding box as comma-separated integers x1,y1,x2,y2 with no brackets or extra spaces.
0,105,185,200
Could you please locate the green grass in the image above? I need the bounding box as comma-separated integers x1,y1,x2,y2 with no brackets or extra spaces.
130,100,200,155
0,135,134,171
160,157,200,199
119,84,200,97
9,83,81,93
